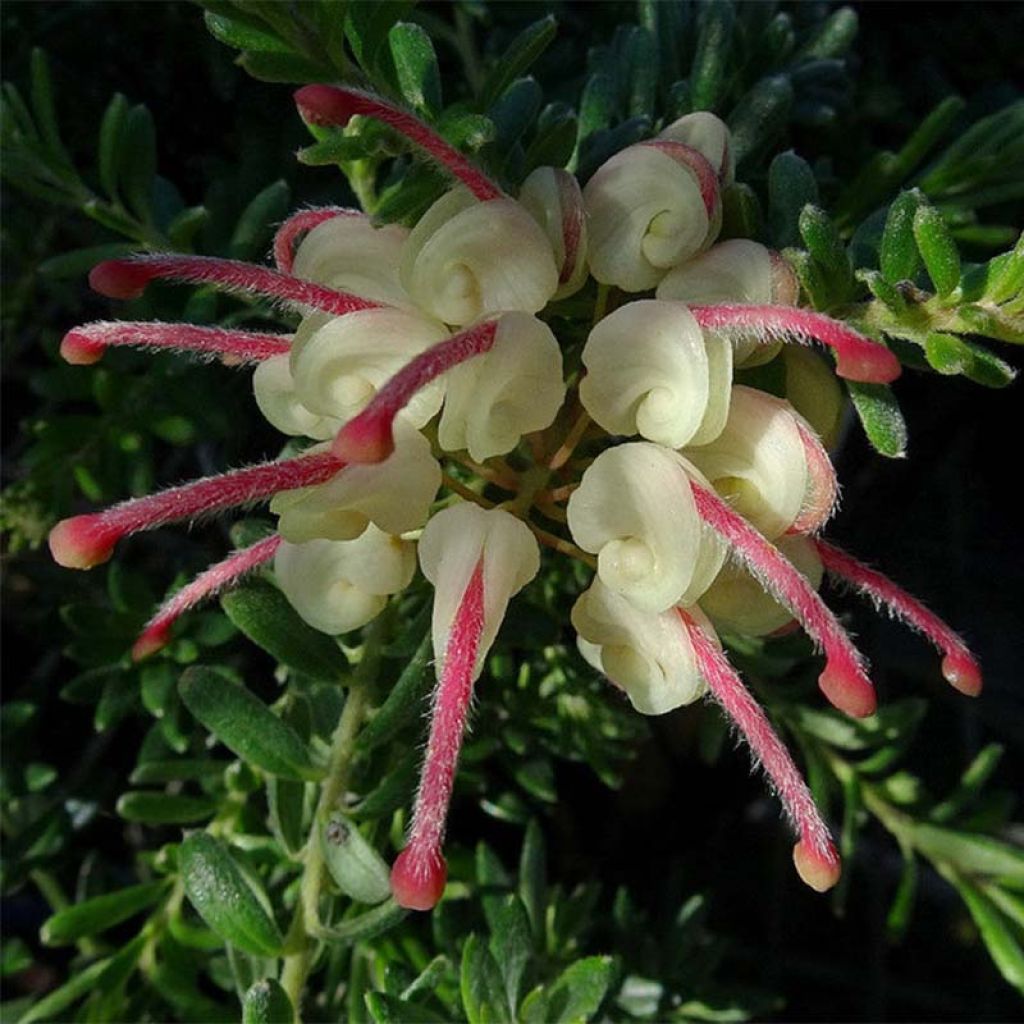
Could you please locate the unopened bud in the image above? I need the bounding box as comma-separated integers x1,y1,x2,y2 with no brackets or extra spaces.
518,166,589,298
659,111,735,185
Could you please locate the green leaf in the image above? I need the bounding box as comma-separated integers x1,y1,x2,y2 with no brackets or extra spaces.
267,774,306,856
29,49,73,173
98,92,129,200
120,104,156,223
38,242,136,279
519,819,547,940
481,16,557,110
924,332,973,375
314,898,407,945
130,758,230,785
769,151,819,249
690,0,734,113
239,49,330,83
785,248,830,310
880,190,924,284
388,23,441,117
221,579,347,679
524,105,578,174
932,744,1005,824
522,956,615,1024
319,812,392,905
847,382,908,458
1,938,31,977
204,11,293,53
885,851,919,941
915,826,1024,883
243,979,294,1024
960,340,1017,388
489,896,533,1016
913,205,961,298
950,875,1024,994
16,954,112,1024
180,832,283,956
720,183,761,240
230,180,290,260
798,6,858,59
728,75,794,169
461,933,509,1024
116,791,217,824
358,628,433,752
41,881,167,946
179,666,325,781
167,204,209,249
799,205,854,305
858,269,906,313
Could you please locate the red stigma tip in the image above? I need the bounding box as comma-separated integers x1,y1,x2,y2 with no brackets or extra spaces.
834,347,902,385
89,260,151,300
941,653,983,697
818,664,877,718
131,628,169,663
294,85,354,128
332,415,394,465
792,838,841,893
48,515,116,570
60,330,106,365
390,848,448,911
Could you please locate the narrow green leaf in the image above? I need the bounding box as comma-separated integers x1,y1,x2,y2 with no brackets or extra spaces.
130,758,230,785
358,629,433,752
574,73,617,156
800,204,854,304
728,74,793,168
98,92,129,200
886,850,919,940
388,23,441,117
518,819,547,940
720,182,762,240
243,979,294,1024
29,49,72,171
890,95,965,181
319,813,392,905
524,105,578,173
768,151,819,249
923,332,973,375
314,898,407,945
916,826,1024,883
798,6,858,59
167,205,209,249
267,774,306,856
481,16,557,110
858,269,906,313
986,234,1023,304
41,881,167,946
461,934,508,1024
960,341,1017,389
785,248,830,310
880,190,924,284
848,382,908,458
221,579,347,679
179,666,324,781
230,180,290,260
951,876,1024,994
623,26,658,119
120,104,157,223
180,832,283,956
204,11,293,53
932,744,1005,824
116,791,217,825
16,955,112,1024
913,205,961,298
690,0,734,112
38,242,136,279
489,896,532,1016
238,50,328,84
526,956,615,1024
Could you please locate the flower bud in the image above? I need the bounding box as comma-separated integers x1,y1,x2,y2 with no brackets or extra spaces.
583,142,721,292
289,307,449,429
573,578,715,715
400,187,559,326
700,534,824,636
658,111,734,185
579,300,733,449
418,504,540,681
437,312,565,461
567,443,725,613
253,353,341,440
270,424,440,542
518,167,588,299
291,214,412,308
685,386,811,540
274,525,415,635
657,240,798,366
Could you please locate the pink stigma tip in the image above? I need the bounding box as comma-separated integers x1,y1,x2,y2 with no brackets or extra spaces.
48,516,116,570
294,84,357,128
818,664,877,719
89,260,151,299
941,653,983,697
60,330,106,365
390,848,448,911
792,838,842,893
131,628,170,663
332,414,394,465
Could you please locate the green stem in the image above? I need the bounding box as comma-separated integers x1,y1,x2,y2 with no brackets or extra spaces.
279,619,386,1021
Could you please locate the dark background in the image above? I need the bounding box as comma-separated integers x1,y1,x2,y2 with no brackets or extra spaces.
2,2,1021,1020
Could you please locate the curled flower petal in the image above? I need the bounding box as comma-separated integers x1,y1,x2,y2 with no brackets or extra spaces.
700,534,824,637
579,300,733,449
567,443,725,613
583,142,720,292
289,213,413,309
572,578,711,714
271,425,440,543
658,110,735,184
290,307,449,429
253,354,341,440
418,504,540,682
274,526,416,635
437,312,565,461
400,188,559,326
685,385,812,540
518,166,589,298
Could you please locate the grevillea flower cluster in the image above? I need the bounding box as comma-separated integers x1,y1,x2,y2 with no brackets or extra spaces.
50,86,981,911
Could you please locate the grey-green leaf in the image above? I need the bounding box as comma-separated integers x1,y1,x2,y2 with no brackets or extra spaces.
913,205,961,298
179,666,324,781
480,16,557,110
388,23,442,117
319,812,392,905
41,880,167,946
116,791,217,824
180,832,283,956
243,979,294,1024
848,382,908,458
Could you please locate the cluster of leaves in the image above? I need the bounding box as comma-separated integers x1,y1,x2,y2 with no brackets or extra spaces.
2,2,1022,1022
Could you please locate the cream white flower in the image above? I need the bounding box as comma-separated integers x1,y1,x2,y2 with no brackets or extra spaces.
583,142,721,292
289,307,449,429
437,312,565,461
418,504,540,681
684,385,812,540
700,534,824,636
270,423,440,542
573,578,716,715
252,352,341,440
274,525,416,635
400,187,559,326
579,299,733,448
658,111,734,184
518,166,589,299
567,442,725,613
